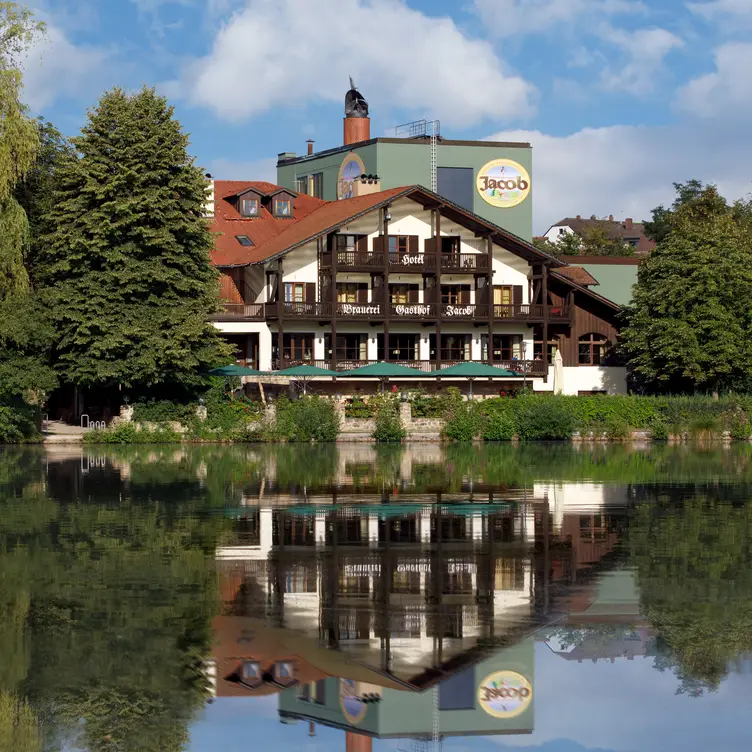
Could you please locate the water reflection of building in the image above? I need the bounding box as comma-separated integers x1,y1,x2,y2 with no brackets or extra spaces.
278,638,535,746
218,502,540,681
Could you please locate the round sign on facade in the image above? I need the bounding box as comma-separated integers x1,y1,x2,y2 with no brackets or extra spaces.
476,159,531,208
338,153,366,199
477,671,533,719
340,679,367,724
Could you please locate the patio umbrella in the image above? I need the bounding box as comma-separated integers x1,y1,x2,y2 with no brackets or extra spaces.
553,349,564,394
208,364,268,377
431,362,517,398
276,364,334,395
340,361,425,393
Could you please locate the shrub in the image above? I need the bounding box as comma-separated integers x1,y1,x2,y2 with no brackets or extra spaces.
346,396,374,419
411,393,445,418
84,422,181,444
372,397,406,443
728,412,751,441
273,396,339,442
482,407,516,441
132,399,193,424
442,388,482,442
605,413,630,441
650,418,669,441
688,415,722,441
514,396,575,441
0,405,39,443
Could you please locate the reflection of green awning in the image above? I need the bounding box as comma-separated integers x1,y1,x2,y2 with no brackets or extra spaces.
276,364,333,377
341,362,425,377
208,364,268,376
431,362,516,377
225,503,515,518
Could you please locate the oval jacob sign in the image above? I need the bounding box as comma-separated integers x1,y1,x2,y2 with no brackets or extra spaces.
477,671,533,719
476,159,531,208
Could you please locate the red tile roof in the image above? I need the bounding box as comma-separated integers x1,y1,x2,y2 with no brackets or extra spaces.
556,266,599,286
210,180,326,267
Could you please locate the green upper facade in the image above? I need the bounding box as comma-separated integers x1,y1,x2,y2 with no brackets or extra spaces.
277,137,534,242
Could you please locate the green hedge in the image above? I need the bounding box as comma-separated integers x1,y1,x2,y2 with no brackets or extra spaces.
441,393,752,442
272,396,339,442
0,405,40,444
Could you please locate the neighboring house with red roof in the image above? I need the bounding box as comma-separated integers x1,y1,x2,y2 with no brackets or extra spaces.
206,179,627,396
542,215,656,256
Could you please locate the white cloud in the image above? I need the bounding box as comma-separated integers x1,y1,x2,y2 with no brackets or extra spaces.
489,121,752,234
472,0,643,37
689,0,752,24
598,25,684,95
177,0,536,128
21,22,112,111
204,156,277,182
677,42,752,118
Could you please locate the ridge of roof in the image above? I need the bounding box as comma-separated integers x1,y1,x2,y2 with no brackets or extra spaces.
550,269,621,312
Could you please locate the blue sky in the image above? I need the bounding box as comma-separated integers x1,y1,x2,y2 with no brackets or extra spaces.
21,0,752,230
187,643,752,751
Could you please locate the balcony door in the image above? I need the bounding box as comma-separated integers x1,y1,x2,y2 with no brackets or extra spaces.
273,333,314,368
494,285,522,317
284,282,316,313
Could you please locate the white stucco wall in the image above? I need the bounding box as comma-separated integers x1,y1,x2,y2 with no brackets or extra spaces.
533,366,627,395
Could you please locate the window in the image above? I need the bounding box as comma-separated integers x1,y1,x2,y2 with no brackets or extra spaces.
337,283,367,303
241,661,261,681
626,238,639,247
441,285,471,305
274,333,314,365
274,198,292,217
482,334,522,361
390,284,419,304
334,334,367,361
441,236,460,255
388,236,409,257
239,198,259,217
276,661,295,680
295,176,307,194
494,286,513,305
389,334,418,360
284,282,305,303
311,172,323,199
235,235,253,247
534,338,558,362
440,334,471,361
579,333,609,365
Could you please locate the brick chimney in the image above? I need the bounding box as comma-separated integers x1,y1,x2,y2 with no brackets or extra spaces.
306,140,315,156
352,174,381,197
625,218,633,231
608,214,614,221
345,731,372,752
344,78,370,146
308,721,316,737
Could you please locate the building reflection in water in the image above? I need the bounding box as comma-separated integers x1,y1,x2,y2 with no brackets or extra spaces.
211,446,634,748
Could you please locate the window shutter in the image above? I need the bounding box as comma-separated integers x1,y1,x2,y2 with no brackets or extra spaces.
357,285,368,303
459,287,471,305
305,283,316,302
357,235,368,254
409,236,419,255
475,278,488,304
424,236,437,255
407,286,419,303
513,285,523,307
372,236,384,254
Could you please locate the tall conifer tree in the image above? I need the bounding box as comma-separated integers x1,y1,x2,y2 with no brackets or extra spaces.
39,87,230,392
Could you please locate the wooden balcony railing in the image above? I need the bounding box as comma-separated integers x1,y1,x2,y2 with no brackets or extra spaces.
215,302,265,320
439,253,489,273
323,251,491,274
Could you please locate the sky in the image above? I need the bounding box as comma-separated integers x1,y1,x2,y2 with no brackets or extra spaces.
187,644,752,751
20,0,752,232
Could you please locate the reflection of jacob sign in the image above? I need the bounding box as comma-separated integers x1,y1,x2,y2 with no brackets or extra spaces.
477,671,533,719
476,159,531,208
340,679,367,724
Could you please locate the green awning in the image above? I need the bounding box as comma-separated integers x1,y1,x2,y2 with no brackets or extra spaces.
431,362,517,378
276,364,334,377
341,362,426,378
208,364,268,377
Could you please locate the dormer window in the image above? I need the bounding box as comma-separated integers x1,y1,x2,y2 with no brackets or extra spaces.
235,235,253,247
276,661,295,680
240,198,259,217
241,661,261,681
274,199,292,218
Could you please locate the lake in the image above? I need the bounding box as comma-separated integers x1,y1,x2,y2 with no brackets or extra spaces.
1,442,751,751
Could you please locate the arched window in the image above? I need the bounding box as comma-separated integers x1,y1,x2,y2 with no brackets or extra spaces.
578,333,609,365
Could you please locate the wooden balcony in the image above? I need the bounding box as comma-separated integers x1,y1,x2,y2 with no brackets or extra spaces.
322,251,490,274
215,300,571,325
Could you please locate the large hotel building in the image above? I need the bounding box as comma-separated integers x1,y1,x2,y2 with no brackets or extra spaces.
209,84,626,395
